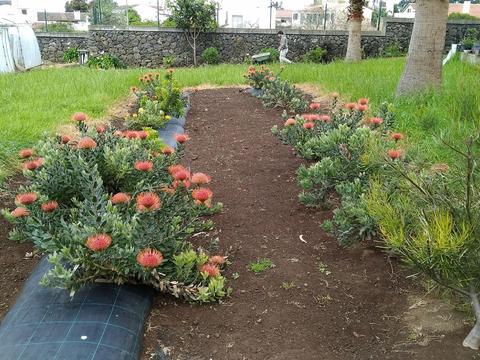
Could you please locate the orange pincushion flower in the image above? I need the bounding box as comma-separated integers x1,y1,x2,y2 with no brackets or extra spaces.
162,146,175,155
192,188,213,203
85,234,112,252
302,114,320,121
111,193,131,205
15,192,38,205
200,263,220,278
168,164,187,175
72,112,87,122
11,207,29,218
391,132,404,141
61,135,71,144
136,192,161,212
173,169,189,181
209,256,226,265
309,103,321,110
356,104,368,112
370,117,384,126
303,122,314,130
41,201,58,213
331,92,340,98
175,134,190,144
388,149,402,160
173,179,191,189
77,137,97,149
285,118,296,126
319,115,331,123
137,248,164,268
191,172,211,185
130,86,138,93
345,103,356,110
358,98,369,105
24,158,43,171
114,130,124,137
19,149,34,158
125,131,139,139
96,125,105,134
135,160,153,172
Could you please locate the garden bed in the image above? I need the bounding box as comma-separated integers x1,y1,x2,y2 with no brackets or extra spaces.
140,89,474,359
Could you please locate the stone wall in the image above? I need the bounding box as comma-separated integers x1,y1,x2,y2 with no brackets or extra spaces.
36,18,480,67
36,33,88,62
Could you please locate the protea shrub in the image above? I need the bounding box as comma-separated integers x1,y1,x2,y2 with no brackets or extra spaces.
3,117,226,303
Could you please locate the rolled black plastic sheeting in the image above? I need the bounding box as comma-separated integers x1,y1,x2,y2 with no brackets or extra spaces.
245,87,265,98
0,258,155,360
158,103,190,148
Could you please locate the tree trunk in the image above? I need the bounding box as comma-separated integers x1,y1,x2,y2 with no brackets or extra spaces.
193,36,197,67
396,0,449,96
464,285,480,350
345,18,362,62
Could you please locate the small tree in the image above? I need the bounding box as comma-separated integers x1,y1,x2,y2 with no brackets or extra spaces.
166,0,217,66
345,0,367,62
66,0,88,12
128,8,141,24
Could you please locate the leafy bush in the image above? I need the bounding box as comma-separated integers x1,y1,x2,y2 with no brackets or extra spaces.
260,47,280,63
448,12,480,20
202,47,220,65
87,53,125,70
366,136,480,349
39,22,74,33
63,47,78,63
4,117,226,302
163,55,176,68
244,65,275,90
380,42,406,58
261,76,309,114
302,47,327,63
462,28,479,50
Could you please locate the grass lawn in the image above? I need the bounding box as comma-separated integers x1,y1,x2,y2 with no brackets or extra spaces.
1,58,479,180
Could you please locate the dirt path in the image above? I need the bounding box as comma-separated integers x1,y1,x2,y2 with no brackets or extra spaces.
141,89,475,360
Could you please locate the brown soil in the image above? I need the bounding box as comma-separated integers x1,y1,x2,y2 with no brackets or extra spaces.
141,89,476,360
0,176,39,320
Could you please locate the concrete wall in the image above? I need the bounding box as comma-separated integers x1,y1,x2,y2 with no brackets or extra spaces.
36,18,480,67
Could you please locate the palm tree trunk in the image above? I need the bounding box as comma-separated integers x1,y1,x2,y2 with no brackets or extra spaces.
345,18,362,62
396,0,449,96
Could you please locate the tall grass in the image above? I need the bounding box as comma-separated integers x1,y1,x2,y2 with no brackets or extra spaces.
0,58,478,179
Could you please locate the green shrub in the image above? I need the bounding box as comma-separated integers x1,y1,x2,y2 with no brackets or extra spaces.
260,47,280,63
448,12,480,20
162,17,177,28
3,119,226,302
163,55,176,68
40,22,74,33
87,53,125,70
63,47,78,63
302,47,327,63
462,28,479,50
380,42,406,58
261,77,308,114
201,47,220,65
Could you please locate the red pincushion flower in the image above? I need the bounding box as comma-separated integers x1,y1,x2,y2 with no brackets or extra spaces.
358,98,369,105
303,114,320,121
24,158,44,171
96,125,105,134
345,103,356,110
191,172,211,185
391,132,404,141
192,188,213,203
72,112,87,122
136,192,161,212
175,134,190,144
77,137,97,149
285,118,296,126
356,104,368,112
19,149,34,158
135,160,153,172
209,256,226,265
168,165,187,175
173,179,191,189
111,193,131,205
303,122,314,130
15,192,37,205
173,169,189,181
162,146,175,155
61,135,71,144
137,131,148,140
11,207,29,218
309,103,321,110
200,263,220,278
319,115,331,123
370,117,384,126
41,201,58,213
388,149,402,160
125,131,139,139
137,248,164,268
85,234,112,252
